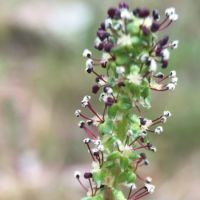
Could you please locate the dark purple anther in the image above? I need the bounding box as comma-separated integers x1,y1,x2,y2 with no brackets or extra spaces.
133,8,140,16
114,9,121,19
100,22,106,31
101,61,107,68
118,81,125,87
106,97,115,106
161,60,168,68
141,26,150,36
97,30,109,41
96,76,102,83
151,22,160,32
138,9,150,18
159,36,169,46
84,172,93,179
119,2,129,9
104,41,113,52
155,47,162,56
95,42,104,51
152,9,160,21
108,8,117,18
92,85,100,94
140,118,147,125
147,143,153,149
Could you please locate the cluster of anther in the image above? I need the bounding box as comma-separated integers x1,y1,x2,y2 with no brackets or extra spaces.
74,171,97,197
74,2,178,200
74,138,105,197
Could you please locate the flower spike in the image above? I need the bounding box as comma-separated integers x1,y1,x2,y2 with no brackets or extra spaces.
74,2,178,199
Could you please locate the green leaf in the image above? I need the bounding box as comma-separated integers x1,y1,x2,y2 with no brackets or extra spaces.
129,84,141,98
127,21,140,35
108,104,118,118
98,118,113,135
120,156,129,170
115,54,129,65
107,151,121,161
117,170,136,184
130,64,140,74
112,188,126,200
93,170,105,187
117,95,132,111
128,151,140,160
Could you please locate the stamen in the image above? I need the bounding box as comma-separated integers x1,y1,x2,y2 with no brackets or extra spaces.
87,102,103,122
86,143,95,161
83,126,97,140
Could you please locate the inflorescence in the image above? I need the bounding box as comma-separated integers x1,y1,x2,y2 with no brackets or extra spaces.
74,2,178,200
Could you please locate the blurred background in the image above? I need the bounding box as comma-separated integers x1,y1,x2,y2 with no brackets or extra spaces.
0,0,199,199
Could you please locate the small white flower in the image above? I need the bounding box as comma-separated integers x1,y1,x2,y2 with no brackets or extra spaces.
163,111,172,118
82,49,92,58
171,77,178,84
148,59,157,72
171,40,179,49
78,121,85,128
120,9,132,19
127,74,142,85
105,18,113,29
116,66,125,75
154,126,163,134
145,183,155,194
169,70,177,78
146,177,152,183
161,49,170,60
169,13,179,21
74,171,81,178
141,17,153,28
83,138,91,144
85,59,93,72
150,146,157,152
81,96,91,107
104,86,113,94
75,109,81,117
165,7,176,17
166,83,176,91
